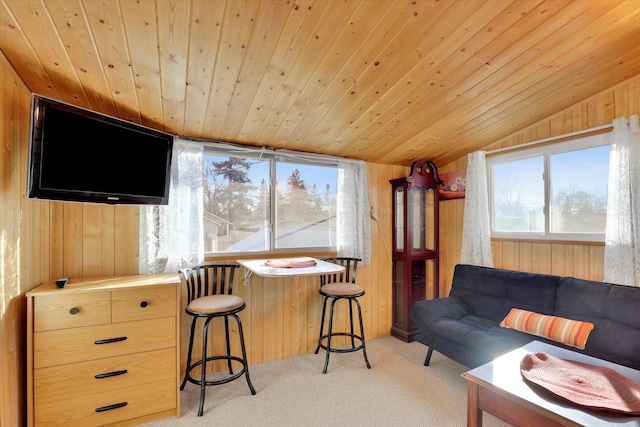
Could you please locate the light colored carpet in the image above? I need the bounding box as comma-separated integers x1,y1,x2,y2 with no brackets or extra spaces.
142,336,510,426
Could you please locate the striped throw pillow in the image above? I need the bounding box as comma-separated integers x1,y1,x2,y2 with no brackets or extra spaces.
500,308,594,349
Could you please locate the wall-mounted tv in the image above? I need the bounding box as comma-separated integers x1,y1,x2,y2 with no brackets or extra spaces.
27,95,174,205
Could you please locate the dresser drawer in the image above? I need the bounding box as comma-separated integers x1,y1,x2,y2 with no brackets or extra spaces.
34,317,176,369
33,291,111,332
111,285,177,323
34,378,176,426
34,348,176,405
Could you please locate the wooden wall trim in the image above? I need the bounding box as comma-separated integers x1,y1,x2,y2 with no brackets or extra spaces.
491,238,605,247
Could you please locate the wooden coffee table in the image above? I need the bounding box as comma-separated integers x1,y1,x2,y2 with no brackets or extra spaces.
462,341,640,427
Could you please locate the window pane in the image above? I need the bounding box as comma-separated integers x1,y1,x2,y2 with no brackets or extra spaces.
203,154,269,252
550,145,609,234
275,161,337,249
492,157,544,232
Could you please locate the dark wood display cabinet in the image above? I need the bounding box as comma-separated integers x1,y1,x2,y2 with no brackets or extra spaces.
390,160,442,342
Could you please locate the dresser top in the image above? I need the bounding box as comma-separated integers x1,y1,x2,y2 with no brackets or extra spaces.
27,273,181,296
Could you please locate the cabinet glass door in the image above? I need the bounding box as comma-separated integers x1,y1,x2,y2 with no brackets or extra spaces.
425,188,435,251
411,187,425,251
394,186,404,251
410,187,435,252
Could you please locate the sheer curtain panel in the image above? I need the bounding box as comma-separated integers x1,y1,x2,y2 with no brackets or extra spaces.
460,151,494,267
337,160,372,265
604,115,640,287
140,138,204,274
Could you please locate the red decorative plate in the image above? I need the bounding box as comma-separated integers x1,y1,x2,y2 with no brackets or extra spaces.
520,352,640,414
264,257,317,268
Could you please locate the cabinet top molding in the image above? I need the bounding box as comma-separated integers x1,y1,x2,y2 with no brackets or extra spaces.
391,160,442,189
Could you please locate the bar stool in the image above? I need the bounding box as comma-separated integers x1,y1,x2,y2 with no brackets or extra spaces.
315,257,371,373
179,264,256,416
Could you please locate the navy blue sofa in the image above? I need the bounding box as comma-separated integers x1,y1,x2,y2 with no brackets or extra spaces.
409,264,640,370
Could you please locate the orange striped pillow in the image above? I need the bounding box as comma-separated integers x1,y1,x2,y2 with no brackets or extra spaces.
500,308,594,349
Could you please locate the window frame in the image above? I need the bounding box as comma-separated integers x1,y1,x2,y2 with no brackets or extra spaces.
487,133,610,242
203,143,339,256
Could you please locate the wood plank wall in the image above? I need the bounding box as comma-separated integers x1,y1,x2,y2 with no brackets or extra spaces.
438,74,640,296
2,49,638,425
0,53,51,427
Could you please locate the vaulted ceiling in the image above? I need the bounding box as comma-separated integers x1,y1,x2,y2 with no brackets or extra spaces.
1,0,639,167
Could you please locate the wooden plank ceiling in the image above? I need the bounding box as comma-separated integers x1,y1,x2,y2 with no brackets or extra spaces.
1,0,639,167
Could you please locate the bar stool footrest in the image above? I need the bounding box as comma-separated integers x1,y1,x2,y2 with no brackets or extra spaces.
317,332,365,353
184,355,249,387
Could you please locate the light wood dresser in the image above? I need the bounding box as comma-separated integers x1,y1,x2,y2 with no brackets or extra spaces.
26,274,181,426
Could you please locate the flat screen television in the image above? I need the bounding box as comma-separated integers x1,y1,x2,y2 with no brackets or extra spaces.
27,95,174,205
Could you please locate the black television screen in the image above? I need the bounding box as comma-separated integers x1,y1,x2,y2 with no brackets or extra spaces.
27,95,174,205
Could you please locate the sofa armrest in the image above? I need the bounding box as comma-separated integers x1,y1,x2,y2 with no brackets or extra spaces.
409,296,472,341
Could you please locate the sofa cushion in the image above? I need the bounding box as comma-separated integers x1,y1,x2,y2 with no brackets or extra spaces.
449,264,560,322
409,296,472,343
432,315,496,344
555,277,640,370
499,308,594,349
427,315,533,368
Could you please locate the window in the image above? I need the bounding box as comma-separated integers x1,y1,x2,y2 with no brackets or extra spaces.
202,145,338,254
488,133,610,241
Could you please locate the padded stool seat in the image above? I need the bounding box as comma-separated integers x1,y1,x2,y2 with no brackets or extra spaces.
187,294,245,315
321,282,364,297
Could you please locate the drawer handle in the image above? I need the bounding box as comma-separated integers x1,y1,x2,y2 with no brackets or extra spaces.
95,369,128,379
140,301,148,308
69,307,79,315
95,402,128,413
94,336,127,345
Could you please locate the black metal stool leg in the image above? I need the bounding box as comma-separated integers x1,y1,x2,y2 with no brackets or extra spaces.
181,317,198,390
348,298,356,348
224,316,233,374
198,317,213,416
354,297,371,369
323,298,338,374
234,313,256,395
315,296,329,354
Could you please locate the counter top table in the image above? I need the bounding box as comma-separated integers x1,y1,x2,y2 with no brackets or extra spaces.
462,340,640,427
237,257,344,283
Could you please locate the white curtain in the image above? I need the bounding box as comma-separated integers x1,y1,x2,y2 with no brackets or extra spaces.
337,160,372,265
460,151,494,267
139,138,204,274
604,115,640,287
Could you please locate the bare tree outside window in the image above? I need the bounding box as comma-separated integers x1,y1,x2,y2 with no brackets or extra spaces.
550,145,609,234
275,165,336,249
203,153,337,253
493,157,544,233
